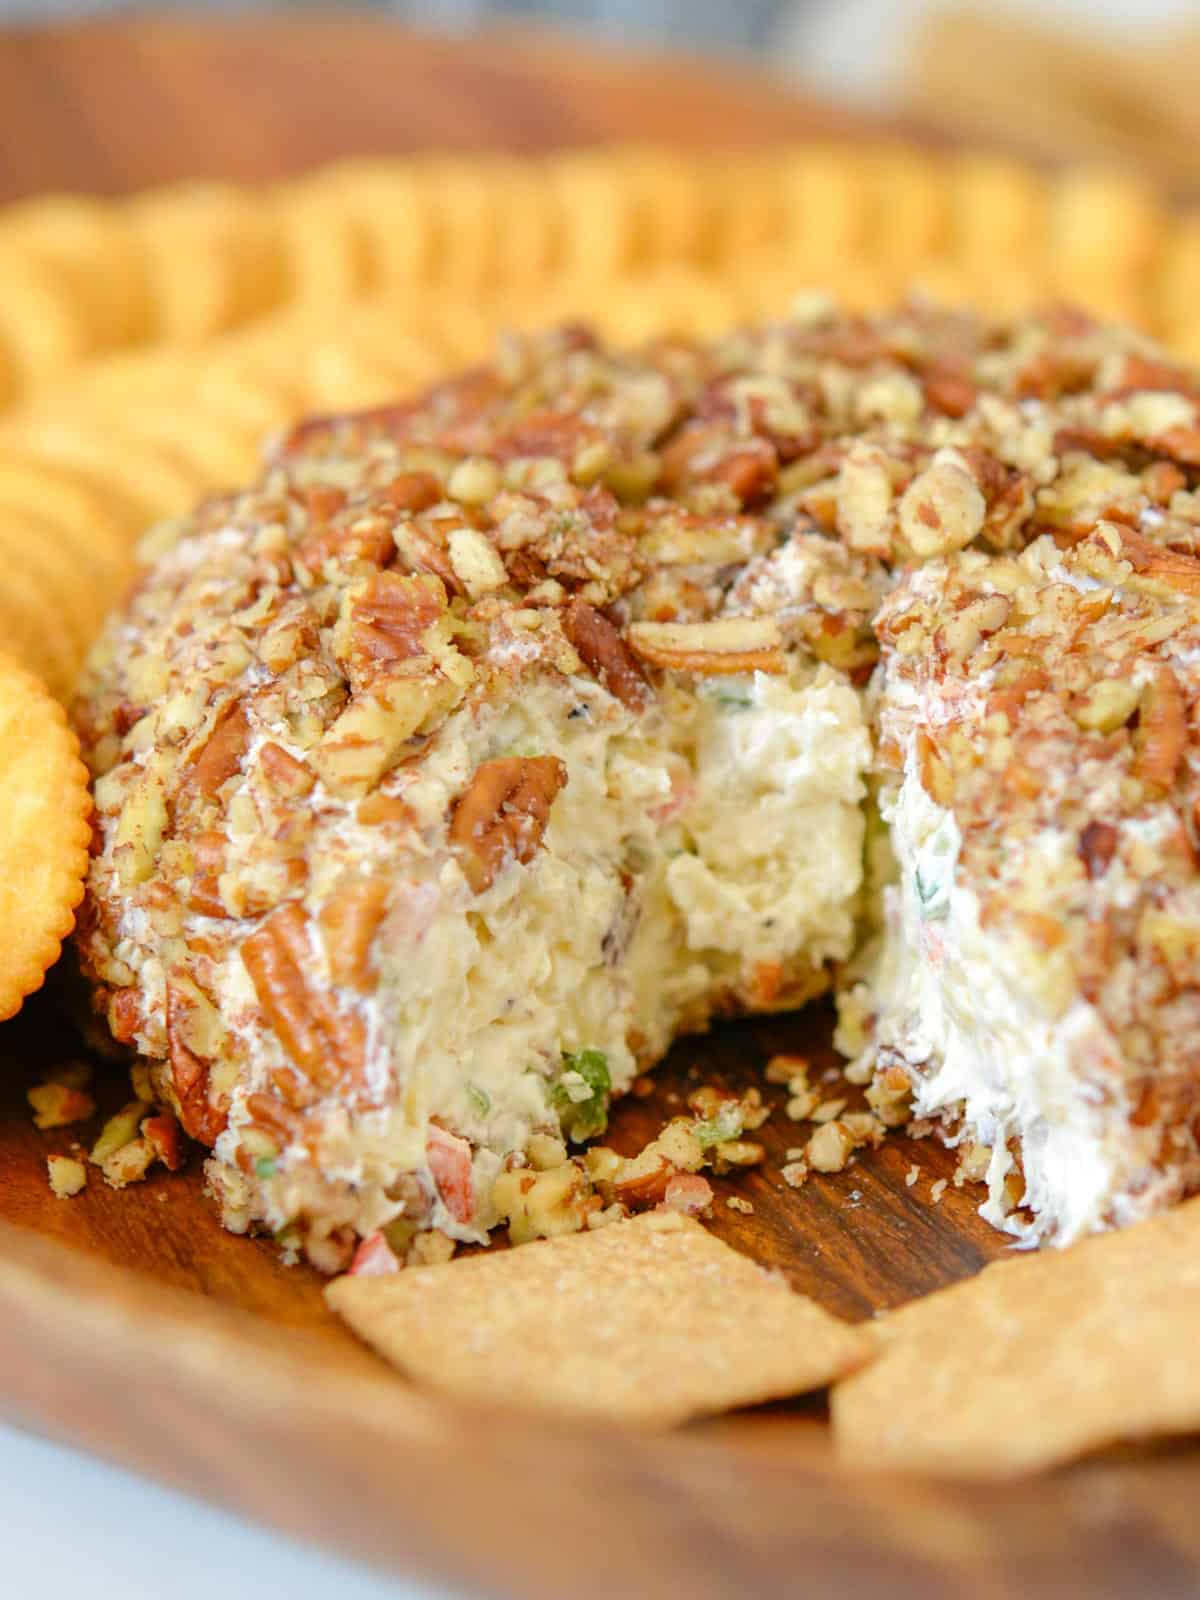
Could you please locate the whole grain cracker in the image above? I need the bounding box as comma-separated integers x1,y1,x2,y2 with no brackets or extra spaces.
328,1211,872,1427
833,1194,1200,1477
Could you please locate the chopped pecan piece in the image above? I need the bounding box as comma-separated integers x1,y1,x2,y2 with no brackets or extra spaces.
297,517,395,574
357,792,415,827
1109,354,1198,398
1107,526,1200,598
1135,666,1187,797
493,409,604,467
27,1082,95,1130
922,363,977,418
346,572,446,679
382,470,443,514
182,699,252,801
1078,820,1119,879
296,484,348,523
108,987,142,1045
314,670,466,796
392,520,462,592
259,741,315,797
449,755,567,893
659,425,778,505
142,1111,187,1172
319,880,390,992
711,441,779,505
561,600,650,710
166,979,229,1145
1156,426,1200,466
244,1090,306,1147
627,616,785,675
188,830,230,918
240,903,367,1090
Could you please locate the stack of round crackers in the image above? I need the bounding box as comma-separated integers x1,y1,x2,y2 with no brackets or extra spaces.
3,138,1200,1019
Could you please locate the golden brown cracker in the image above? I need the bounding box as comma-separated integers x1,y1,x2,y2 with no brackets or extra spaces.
779,143,871,279
0,193,150,349
328,1211,872,1427
870,145,949,272
833,1195,1200,1477
709,151,789,267
0,420,201,528
0,563,77,694
0,651,90,1016
486,158,561,289
545,149,643,281
312,159,435,291
617,144,715,267
0,249,99,391
0,451,141,576
949,154,1048,269
271,179,371,306
108,407,259,497
128,180,287,343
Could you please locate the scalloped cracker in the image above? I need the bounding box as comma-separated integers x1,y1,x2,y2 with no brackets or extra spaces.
0,653,90,1018
327,1211,872,1426
833,1194,1200,1477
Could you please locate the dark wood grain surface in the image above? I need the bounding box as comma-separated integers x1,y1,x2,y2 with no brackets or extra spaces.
0,16,1193,1598
0,12,906,204
1,983,1198,1600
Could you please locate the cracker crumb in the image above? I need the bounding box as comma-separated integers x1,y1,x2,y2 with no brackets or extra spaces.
725,1195,755,1215
786,1090,820,1121
781,1161,809,1190
905,1164,920,1188
812,1097,848,1125
808,1120,856,1173
101,1136,156,1190
408,1229,457,1267
47,1155,86,1199
930,1179,948,1205
842,1110,884,1148
765,1053,809,1085
27,1082,95,1131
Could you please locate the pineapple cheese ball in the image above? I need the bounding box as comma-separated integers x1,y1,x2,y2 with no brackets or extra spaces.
74,305,1200,1269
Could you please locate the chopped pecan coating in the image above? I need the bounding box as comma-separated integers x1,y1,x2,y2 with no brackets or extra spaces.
627,617,785,675
344,572,447,680
560,599,650,710
319,880,390,993
449,756,568,894
240,903,367,1092
166,979,228,1144
181,699,251,801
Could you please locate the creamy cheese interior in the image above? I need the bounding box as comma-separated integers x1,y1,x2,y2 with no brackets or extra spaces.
867,751,1165,1245
213,663,870,1245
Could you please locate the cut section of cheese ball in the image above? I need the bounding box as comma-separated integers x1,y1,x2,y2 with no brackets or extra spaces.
73,322,880,1269
863,525,1200,1245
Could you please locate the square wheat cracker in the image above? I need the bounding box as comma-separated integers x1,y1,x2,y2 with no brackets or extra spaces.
833,1194,1200,1477
327,1211,872,1427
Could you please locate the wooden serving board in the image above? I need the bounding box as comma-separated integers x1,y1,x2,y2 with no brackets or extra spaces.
3,982,1200,1600
1,15,1198,1598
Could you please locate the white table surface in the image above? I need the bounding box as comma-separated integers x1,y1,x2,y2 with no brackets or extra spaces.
0,1422,465,1600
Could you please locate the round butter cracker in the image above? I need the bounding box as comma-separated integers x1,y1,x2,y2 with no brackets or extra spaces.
0,652,90,1019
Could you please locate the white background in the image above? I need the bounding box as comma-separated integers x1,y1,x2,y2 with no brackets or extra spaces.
0,1423,464,1600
